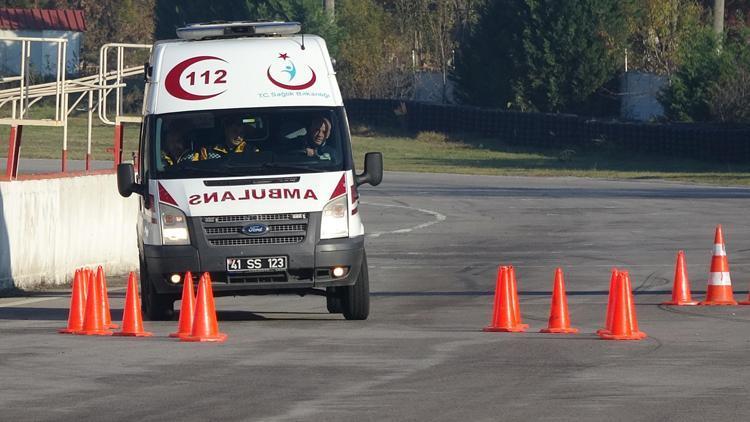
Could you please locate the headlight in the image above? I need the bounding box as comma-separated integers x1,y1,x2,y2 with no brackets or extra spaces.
320,195,348,239
160,203,190,245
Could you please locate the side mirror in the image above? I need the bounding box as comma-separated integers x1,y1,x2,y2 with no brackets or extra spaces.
355,152,383,187
117,163,142,197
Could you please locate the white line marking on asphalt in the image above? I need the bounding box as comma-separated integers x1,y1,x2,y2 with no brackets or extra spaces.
362,201,446,238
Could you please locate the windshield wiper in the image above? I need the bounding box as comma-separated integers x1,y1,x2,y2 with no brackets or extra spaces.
260,163,321,173
173,163,248,176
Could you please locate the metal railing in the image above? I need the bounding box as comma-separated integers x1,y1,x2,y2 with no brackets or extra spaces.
0,37,152,179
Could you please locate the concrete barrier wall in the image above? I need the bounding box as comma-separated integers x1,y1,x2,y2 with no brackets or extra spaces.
0,174,139,290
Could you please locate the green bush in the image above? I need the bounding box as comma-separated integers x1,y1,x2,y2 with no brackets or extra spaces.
452,0,629,113
661,22,750,123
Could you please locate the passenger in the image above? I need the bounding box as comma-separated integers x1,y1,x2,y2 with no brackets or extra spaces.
198,116,248,160
304,116,334,160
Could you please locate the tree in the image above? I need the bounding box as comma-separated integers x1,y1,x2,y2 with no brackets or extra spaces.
390,0,481,103
452,0,630,113
0,0,155,71
626,0,703,75
661,19,750,122
335,0,411,98
154,1,340,54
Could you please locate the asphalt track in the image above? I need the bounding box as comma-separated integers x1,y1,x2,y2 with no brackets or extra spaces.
2,171,750,421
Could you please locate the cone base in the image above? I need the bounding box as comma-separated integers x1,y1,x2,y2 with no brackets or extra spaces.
698,300,738,306
596,329,646,339
180,333,228,342
598,332,644,340
169,331,191,339
483,326,527,333
739,300,750,305
113,331,153,337
661,300,699,306
58,327,82,334
700,285,737,305
74,329,113,336
540,327,579,334
107,324,120,329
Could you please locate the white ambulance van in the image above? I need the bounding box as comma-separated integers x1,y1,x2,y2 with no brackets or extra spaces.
117,21,382,320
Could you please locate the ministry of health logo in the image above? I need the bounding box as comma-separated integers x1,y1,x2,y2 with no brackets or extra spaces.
266,52,317,90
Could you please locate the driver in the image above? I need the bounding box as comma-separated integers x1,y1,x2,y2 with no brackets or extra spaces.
161,123,195,166
304,116,334,160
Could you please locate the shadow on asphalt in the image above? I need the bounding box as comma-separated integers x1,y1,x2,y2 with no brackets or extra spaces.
0,307,71,321
372,290,747,297
216,310,336,321
0,308,334,322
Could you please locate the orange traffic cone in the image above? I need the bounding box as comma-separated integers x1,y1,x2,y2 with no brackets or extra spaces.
484,266,527,332
181,273,227,342
599,272,645,340
97,266,118,329
508,266,529,330
662,251,698,306
82,268,91,301
622,271,647,339
700,225,738,305
75,267,112,336
540,268,578,334
114,272,152,337
170,271,196,339
597,268,619,335
59,270,87,334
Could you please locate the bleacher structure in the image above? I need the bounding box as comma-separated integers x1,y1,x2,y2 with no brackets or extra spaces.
0,36,151,180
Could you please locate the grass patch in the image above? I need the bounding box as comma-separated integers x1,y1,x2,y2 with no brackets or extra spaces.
351,129,750,186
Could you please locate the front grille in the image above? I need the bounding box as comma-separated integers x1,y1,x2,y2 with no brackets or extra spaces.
270,224,307,232
201,213,308,247
205,214,301,223
209,236,304,246
204,224,306,235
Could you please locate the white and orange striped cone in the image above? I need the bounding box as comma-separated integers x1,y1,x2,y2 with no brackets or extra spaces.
699,225,738,306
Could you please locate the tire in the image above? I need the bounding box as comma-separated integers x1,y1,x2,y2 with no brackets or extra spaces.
326,287,343,314
139,259,175,321
340,252,370,320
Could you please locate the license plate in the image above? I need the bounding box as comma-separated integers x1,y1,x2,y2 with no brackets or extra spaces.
226,256,287,272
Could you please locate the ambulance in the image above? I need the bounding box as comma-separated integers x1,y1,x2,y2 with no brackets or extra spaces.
116,21,382,321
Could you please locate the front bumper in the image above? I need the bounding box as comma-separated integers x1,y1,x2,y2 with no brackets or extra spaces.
142,235,364,297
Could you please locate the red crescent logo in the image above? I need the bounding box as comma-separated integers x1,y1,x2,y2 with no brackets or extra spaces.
165,56,227,100
266,66,317,90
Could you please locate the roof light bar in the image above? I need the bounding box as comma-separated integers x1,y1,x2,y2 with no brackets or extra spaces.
177,21,302,40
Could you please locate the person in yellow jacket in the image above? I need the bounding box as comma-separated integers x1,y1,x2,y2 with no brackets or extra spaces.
198,117,249,160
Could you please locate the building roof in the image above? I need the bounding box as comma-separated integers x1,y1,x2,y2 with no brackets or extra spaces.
0,8,86,32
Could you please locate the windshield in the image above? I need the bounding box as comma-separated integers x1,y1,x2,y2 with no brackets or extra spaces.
151,107,351,179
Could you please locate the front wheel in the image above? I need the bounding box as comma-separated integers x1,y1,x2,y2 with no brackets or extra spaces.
140,260,175,321
339,252,370,320
326,287,343,314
